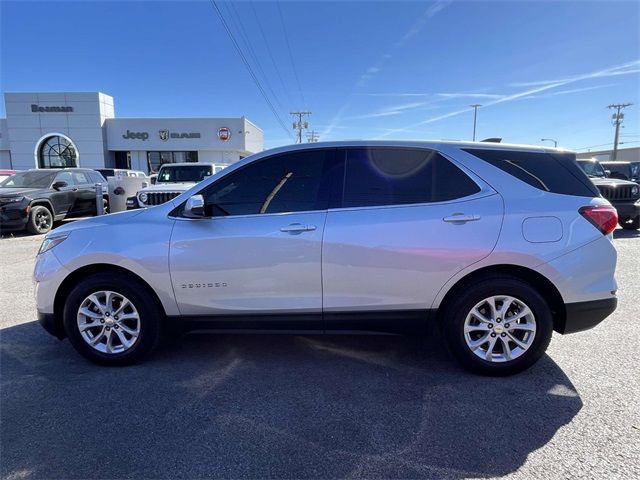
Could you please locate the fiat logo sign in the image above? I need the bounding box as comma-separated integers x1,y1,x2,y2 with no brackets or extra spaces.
218,127,231,141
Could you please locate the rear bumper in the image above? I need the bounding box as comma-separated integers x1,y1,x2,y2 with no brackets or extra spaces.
38,310,65,339
556,297,617,334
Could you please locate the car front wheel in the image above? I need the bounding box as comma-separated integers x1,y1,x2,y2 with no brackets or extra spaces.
27,205,53,234
63,272,162,365
443,276,553,376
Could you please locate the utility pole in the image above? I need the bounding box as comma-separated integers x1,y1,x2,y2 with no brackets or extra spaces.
470,104,481,141
290,111,312,144
541,138,558,148
608,103,632,160
306,130,319,143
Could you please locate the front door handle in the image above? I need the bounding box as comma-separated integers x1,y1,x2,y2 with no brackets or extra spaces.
443,214,480,223
280,223,317,233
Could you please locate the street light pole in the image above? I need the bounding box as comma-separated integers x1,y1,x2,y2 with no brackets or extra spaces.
541,138,558,148
470,104,481,141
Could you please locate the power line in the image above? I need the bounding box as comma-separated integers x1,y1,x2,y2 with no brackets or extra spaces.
276,1,305,108
307,130,319,143
608,103,632,160
207,0,294,140
224,1,286,112
249,0,292,108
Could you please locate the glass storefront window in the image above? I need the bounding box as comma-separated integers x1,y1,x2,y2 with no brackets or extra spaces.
147,151,198,173
38,135,78,168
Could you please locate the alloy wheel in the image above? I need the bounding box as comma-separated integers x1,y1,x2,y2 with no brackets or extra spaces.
463,295,536,363
35,209,52,233
77,291,141,354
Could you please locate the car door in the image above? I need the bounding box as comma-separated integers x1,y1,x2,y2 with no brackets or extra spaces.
71,171,98,214
322,147,503,330
169,148,342,327
49,171,77,216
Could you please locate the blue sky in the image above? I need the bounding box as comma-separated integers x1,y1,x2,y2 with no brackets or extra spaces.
1,0,639,152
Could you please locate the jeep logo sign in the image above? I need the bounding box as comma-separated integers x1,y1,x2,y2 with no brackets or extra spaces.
122,130,149,141
218,127,231,141
31,104,73,113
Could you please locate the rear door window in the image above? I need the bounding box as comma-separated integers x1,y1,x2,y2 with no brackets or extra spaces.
464,149,599,197
341,147,480,208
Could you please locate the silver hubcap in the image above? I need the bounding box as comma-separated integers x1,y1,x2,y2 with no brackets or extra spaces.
77,291,140,354
464,295,536,363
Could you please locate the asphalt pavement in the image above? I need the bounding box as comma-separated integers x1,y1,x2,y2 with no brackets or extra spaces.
0,227,638,479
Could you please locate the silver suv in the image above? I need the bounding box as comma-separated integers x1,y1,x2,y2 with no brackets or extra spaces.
34,141,618,375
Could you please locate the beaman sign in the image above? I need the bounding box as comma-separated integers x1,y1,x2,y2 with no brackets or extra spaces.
31,104,73,113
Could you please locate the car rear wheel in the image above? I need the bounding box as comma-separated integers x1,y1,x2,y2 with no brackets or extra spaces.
443,276,553,376
63,272,162,365
26,205,53,234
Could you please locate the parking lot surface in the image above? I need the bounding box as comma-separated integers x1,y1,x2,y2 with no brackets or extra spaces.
1,227,639,479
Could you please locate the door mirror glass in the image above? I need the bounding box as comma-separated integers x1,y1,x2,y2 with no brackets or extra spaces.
184,194,206,218
52,181,68,190
604,169,611,177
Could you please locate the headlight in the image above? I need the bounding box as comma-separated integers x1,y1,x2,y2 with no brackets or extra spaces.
139,192,148,203
632,185,639,196
38,234,69,255
0,196,24,204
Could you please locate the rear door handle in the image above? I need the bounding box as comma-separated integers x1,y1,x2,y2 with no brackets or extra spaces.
443,214,480,223
280,223,317,233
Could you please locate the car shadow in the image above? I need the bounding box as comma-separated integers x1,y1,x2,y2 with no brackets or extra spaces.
1,321,582,479
613,228,640,239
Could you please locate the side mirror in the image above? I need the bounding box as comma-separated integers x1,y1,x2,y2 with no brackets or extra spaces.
150,176,157,185
184,194,206,218
605,169,611,177
52,181,68,190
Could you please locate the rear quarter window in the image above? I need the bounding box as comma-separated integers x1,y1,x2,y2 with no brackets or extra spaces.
463,149,599,197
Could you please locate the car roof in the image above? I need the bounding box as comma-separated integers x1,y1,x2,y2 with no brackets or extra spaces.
600,161,631,165
24,168,94,172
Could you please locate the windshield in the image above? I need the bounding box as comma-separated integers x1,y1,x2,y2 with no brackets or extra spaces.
578,161,606,178
602,163,632,180
157,165,212,183
0,170,57,188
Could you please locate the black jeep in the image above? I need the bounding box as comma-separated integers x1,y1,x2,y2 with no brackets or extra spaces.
0,169,107,235
577,158,640,230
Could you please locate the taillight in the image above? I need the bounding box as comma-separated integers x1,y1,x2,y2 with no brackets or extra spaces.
579,205,618,235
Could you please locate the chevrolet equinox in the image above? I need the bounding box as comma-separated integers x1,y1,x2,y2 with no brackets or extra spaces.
34,141,618,375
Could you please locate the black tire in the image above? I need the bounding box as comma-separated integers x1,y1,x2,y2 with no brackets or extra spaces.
620,216,640,230
26,205,53,234
442,275,553,376
63,272,162,366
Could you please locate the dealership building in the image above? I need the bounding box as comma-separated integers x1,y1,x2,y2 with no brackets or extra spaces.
0,92,264,173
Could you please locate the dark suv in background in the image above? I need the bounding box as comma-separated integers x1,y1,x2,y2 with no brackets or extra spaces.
0,168,107,235
577,158,640,230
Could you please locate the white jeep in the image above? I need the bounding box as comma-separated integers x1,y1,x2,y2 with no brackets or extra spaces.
129,163,226,208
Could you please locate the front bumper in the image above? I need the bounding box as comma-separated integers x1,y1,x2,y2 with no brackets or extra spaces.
38,310,65,339
556,297,617,334
0,203,29,230
612,201,640,219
